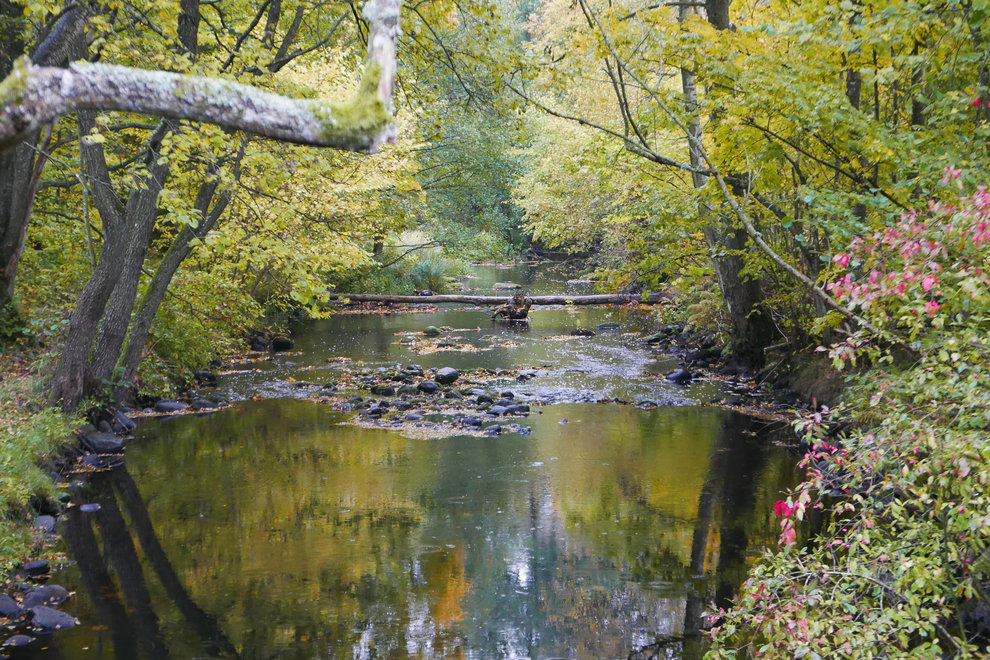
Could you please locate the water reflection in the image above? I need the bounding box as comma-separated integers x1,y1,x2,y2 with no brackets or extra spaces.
29,401,794,659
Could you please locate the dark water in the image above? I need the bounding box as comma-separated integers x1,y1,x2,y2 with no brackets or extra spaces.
21,264,797,659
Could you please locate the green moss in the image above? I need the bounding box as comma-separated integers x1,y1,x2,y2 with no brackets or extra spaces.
0,56,31,106
309,63,391,149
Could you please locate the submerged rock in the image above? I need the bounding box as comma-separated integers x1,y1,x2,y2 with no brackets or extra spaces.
3,635,33,647
271,335,294,352
30,606,77,634
665,368,692,385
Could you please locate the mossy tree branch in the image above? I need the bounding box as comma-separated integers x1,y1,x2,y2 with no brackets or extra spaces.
0,0,401,154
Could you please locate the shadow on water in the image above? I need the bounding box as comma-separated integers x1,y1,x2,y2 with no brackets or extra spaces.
23,400,797,660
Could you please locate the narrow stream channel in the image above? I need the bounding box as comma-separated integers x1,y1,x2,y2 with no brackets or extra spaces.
22,264,798,659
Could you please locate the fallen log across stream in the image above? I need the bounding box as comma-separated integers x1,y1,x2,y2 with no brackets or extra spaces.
326,292,672,305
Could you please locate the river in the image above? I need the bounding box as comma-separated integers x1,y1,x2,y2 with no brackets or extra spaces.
22,263,797,659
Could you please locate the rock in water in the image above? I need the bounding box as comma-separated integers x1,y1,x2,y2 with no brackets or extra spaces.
33,516,56,534
436,367,459,385
0,595,22,618
81,432,125,454
250,335,268,351
423,326,442,337
30,606,77,634
22,585,69,609
271,335,294,352
112,410,137,432
665,368,692,385
155,400,190,413
22,560,49,577
3,635,33,647
417,381,440,394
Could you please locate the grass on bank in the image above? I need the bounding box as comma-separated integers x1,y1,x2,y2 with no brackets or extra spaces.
0,349,76,581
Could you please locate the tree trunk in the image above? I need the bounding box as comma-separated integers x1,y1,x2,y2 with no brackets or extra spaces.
327,292,671,305
116,184,232,400
0,5,89,334
681,0,775,371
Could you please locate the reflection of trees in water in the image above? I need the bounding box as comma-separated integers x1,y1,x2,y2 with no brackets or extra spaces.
58,405,790,659
62,468,237,658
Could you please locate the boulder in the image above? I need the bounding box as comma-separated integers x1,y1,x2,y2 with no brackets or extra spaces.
30,606,77,634
417,381,440,394
488,406,508,416
249,335,268,352
155,400,190,413
436,367,459,385
461,416,482,427
193,370,218,385
665,368,692,385
192,399,217,411
22,585,68,609
271,335,294,352
22,560,49,577
33,516,56,534
483,425,502,436
111,410,136,433
2,635,33,647
370,385,396,396
0,595,22,618
423,326,442,337
507,404,530,415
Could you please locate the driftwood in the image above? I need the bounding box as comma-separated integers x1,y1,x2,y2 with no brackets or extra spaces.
491,292,532,319
327,292,671,305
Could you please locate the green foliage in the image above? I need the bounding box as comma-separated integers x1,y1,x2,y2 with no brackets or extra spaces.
0,360,75,580
708,184,990,658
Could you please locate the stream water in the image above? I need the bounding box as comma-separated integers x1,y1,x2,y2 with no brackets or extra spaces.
20,264,798,659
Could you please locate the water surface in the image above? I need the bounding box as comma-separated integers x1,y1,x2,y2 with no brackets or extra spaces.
23,263,797,659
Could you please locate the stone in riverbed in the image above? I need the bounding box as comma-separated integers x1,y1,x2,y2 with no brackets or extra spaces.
111,410,136,433
665,368,692,385
192,399,217,411
484,425,502,436
271,335,294,352
0,595,22,618
155,400,190,413
30,606,77,634
507,404,530,415
370,385,396,396
487,406,508,416
461,417,482,427
79,504,101,513
21,560,49,577
436,367,459,385
423,326,442,337
33,516,56,534
417,381,440,394
3,635,33,647
250,335,268,351
404,414,424,422
81,432,125,454
22,585,68,609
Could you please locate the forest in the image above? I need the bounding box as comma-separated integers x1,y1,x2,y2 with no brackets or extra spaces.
0,0,988,656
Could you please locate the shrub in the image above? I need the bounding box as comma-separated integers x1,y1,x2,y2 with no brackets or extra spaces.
708,177,990,658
